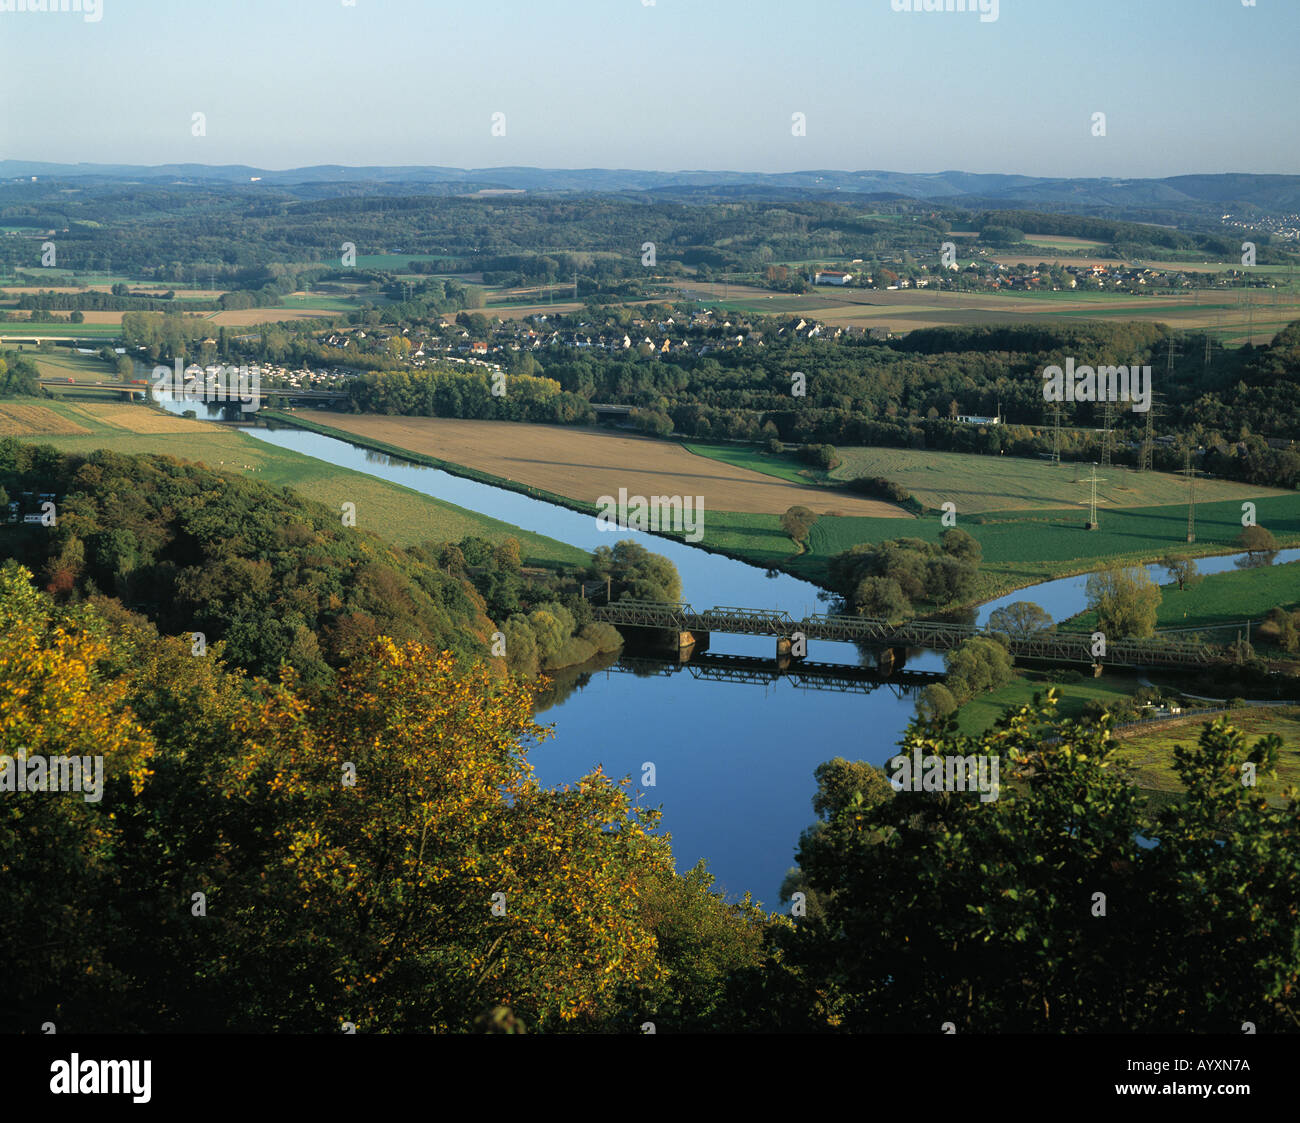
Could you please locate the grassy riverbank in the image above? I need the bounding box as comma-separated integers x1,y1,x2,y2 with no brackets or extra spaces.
1065,558,1300,633
5,398,588,566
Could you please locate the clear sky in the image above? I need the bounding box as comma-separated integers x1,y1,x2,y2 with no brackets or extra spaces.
1,0,1296,177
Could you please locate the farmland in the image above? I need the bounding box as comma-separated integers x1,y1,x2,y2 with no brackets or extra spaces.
685,440,1290,515
678,281,1300,344
0,402,91,435
1066,558,1300,633
288,411,914,519
791,492,1300,600
270,414,1300,602
1110,706,1300,801
826,445,1289,513
3,398,586,564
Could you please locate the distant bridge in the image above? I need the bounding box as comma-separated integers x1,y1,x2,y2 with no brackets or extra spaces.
38,379,144,396
592,601,1223,671
263,388,349,401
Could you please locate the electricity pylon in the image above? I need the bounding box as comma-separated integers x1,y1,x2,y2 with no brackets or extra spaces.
1100,401,1114,469
1082,464,1108,530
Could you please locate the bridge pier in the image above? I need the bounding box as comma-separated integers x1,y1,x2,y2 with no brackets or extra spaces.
775,635,805,661
874,647,908,676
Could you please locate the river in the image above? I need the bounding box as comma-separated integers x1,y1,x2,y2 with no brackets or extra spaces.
152,396,1299,905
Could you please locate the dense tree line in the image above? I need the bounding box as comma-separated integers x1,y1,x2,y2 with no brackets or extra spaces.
2,481,1295,1032
0,353,41,396
0,567,767,1032
345,368,595,424
768,696,1298,1031
0,442,495,687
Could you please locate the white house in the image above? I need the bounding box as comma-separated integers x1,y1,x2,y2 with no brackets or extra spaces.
814,270,853,285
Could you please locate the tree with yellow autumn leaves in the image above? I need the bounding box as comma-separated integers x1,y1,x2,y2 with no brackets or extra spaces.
0,563,766,1033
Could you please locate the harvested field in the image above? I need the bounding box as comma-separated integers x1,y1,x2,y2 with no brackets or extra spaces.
294,412,913,518
830,445,1291,514
65,403,215,433
0,403,92,435
208,308,339,325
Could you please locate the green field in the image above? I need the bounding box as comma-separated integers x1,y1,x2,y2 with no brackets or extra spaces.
0,323,122,337
682,441,831,487
1023,235,1106,252
953,671,1142,735
679,440,1300,599
1110,706,1300,800
282,294,361,312
827,445,1288,514
952,673,1300,803
4,346,115,381
4,398,587,566
802,494,1300,598
1065,558,1300,633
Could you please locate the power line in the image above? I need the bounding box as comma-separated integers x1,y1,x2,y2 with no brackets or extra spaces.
1100,400,1114,469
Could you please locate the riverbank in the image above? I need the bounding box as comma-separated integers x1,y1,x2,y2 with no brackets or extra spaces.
139,393,1300,904
265,411,1300,613
262,409,840,592
6,397,589,565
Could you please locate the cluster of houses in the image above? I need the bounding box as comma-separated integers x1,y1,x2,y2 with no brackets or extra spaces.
808,256,1268,294
1220,212,1300,244
309,307,892,367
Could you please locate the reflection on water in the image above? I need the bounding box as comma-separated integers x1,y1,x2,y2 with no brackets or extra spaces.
145,393,1300,904
532,649,624,714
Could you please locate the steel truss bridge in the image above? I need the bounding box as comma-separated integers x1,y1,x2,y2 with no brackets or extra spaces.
593,601,1222,670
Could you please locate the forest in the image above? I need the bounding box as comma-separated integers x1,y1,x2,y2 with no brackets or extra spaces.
6,179,1290,280
327,318,1300,488
0,443,678,687
3,559,1295,1032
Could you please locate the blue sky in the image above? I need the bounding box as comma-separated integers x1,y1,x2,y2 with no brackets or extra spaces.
1,0,1295,176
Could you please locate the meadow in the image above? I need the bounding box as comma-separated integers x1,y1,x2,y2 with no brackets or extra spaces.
794,493,1300,601
4,398,587,565
1110,706,1300,800
826,445,1288,513
953,670,1142,735
952,674,1300,802
684,281,1300,343
1065,559,1300,633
